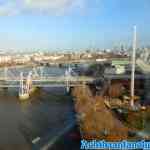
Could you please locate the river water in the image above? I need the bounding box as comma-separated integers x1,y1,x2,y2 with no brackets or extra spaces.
0,66,78,150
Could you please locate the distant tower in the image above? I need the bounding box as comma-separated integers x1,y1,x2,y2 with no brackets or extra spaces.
131,26,137,107
121,44,124,52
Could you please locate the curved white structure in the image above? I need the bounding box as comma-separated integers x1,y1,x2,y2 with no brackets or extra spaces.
19,72,30,100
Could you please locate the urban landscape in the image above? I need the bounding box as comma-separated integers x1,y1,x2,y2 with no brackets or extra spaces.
0,0,150,150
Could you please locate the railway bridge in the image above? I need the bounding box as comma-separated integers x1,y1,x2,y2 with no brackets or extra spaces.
0,66,94,100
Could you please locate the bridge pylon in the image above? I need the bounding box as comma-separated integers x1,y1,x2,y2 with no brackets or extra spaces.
26,71,33,93
32,67,39,78
19,72,29,100
65,67,72,93
4,67,8,81
39,66,44,78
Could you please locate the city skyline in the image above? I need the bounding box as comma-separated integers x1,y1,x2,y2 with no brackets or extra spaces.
0,0,150,51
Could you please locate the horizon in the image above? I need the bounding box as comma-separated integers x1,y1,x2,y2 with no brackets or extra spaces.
0,0,150,51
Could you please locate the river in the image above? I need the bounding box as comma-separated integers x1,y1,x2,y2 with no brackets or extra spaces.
0,66,80,150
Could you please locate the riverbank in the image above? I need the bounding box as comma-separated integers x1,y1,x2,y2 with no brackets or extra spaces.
72,85,150,141
72,86,129,141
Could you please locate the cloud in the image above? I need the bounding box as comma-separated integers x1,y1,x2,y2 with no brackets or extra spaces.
0,0,87,16
0,1,20,16
25,0,73,9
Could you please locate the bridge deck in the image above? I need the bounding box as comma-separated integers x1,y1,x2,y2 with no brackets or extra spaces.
0,76,94,82
104,74,150,80
0,76,94,87
0,84,86,88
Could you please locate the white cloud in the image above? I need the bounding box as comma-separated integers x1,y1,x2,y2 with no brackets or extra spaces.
25,0,71,9
0,1,19,16
0,0,87,16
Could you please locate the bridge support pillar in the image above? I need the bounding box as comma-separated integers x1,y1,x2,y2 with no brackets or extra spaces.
4,67,8,81
2,67,8,90
66,77,70,93
66,85,73,95
66,86,70,93
26,71,37,95
19,72,30,100
65,67,71,94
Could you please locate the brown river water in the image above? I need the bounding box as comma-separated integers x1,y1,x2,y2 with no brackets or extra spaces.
0,66,80,150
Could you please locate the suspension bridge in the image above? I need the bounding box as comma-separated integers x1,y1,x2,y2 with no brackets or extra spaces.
0,66,94,100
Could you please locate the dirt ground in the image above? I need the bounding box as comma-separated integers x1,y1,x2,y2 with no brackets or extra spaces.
72,86,129,141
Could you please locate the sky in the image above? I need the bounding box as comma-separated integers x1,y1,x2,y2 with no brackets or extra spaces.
0,0,150,52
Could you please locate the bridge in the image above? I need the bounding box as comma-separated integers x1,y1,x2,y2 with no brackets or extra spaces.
0,66,94,100
38,58,108,66
0,58,108,69
104,73,150,80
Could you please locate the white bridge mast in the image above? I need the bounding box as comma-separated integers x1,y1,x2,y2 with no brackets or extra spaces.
131,25,137,107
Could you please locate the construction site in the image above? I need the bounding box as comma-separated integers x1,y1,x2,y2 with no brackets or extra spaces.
71,26,150,141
